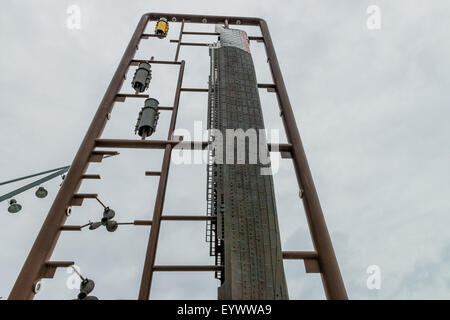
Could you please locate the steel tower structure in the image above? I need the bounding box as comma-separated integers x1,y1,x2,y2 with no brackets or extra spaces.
208,27,288,299
8,13,347,300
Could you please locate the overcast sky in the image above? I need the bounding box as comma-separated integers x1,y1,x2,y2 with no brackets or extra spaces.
1,0,449,300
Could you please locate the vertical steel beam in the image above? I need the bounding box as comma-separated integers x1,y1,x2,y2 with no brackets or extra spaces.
8,14,150,300
138,61,185,300
167,61,186,139
258,19,347,299
174,20,185,62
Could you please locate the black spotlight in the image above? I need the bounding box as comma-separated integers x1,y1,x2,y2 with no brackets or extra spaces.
77,278,97,300
8,199,22,213
35,186,48,198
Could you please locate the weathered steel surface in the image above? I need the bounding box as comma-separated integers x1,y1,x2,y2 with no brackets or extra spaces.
208,28,288,300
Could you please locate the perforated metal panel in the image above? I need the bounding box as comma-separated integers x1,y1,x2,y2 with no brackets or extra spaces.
207,29,288,300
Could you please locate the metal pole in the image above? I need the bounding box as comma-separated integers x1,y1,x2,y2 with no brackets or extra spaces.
258,19,348,299
138,60,185,300
0,168,68,203
0,165,70,186
174,20,185,62
8,14,150,300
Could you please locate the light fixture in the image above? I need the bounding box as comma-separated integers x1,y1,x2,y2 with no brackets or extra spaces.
154,17,169,38
105,220,118,232
8,199,22,213
88,198,118,232
33,280,42,294
77,278,98,300
78,278,95,300
35,186,48,198
135,98,160,139
103,207,115,220
69,267,99,300
89,221,102,230
131,62,152,93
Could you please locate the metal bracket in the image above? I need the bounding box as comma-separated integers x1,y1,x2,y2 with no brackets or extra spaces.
71,193,98,206
40,261,74,279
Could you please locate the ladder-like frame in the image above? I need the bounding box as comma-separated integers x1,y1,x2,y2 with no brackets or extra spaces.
9,13,347,300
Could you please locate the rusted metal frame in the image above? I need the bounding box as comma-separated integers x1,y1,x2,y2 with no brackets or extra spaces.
183,31,220,36
161,215,215,221
145,171,161,176
167,61,186,140
61,222,92,231
280,150,292,159
45,261,74,267
61,220,153,230
130,59,182,66
81,174,101,180
257,83,276,89
119,220,153,226
60,225,82,231
41,261,75,279
138,141,171,300
181,85,273,92
248,36,264,42
89,150,119,163
10,12,346,300
134,220,153,226
153,265,223,272
141,33,163,39
159,106,174,111
258,20,347,299
174,19,185,61
71,193,98,206
180,87,209,92
8,14,151,300
178,32,262,41
115,93,149,102
145,13,262,26
172,135,184,142
282,252,321,274
268,143,292,152
116,93,149,98
96,138,291,153
138,61,186,300
91,150,118,156
171,41,211,47
118,102,173,110
60,216,213,231
96,138,199,149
